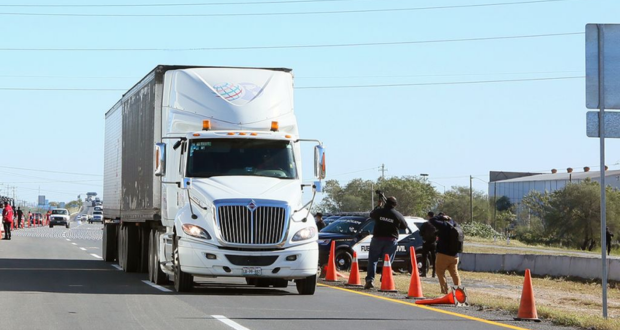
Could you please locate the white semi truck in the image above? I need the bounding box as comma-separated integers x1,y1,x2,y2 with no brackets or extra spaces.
102,65,325,294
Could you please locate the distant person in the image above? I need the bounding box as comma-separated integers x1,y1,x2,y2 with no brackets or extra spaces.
315,212,326,231
429,213,464,294
364,196,409,289
3,203,14,240
607,227,614,256
419,211,438,278
15,207,23,229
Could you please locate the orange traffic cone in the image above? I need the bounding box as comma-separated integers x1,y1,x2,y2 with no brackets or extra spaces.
514,269,541,322
378,254,397,292
345,251,363,287
325,241,339,282
406,246,424,299
415,287,468,306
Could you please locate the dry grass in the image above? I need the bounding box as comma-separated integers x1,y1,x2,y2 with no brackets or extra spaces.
330,270,620,330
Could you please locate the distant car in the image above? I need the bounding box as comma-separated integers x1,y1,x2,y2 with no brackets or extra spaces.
78,214,88,222
94,206,103,212
90,211,103,224
49,208,70,228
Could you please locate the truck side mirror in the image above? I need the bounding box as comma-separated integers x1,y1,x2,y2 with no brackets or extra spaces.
314,145,326,180
155,143,166,177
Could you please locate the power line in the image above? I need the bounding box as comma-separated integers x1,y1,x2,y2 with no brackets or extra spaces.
0,0,576,17
0,165,102,177
0,32,583,52
0,76,584,92
0,0,365,7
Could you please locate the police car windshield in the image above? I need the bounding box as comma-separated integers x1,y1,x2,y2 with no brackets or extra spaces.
321,218,364,234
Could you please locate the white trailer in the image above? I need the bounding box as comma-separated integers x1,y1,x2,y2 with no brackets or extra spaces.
103,65,325,294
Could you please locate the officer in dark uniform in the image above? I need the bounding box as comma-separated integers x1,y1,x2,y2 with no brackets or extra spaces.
364,195,409,289
419,211,437,278
315,212,326,231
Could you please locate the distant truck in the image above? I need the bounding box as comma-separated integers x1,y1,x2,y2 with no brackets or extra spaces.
103,65,325,294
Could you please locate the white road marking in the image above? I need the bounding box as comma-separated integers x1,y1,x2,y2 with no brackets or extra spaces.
66,239,71,241
212,315,250,330
90,254,102,259
141,280,172,292
111,264,122,271
80,247,87,251
72,243,77,245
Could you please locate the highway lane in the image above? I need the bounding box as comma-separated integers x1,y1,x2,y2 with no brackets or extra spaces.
0,222,573,330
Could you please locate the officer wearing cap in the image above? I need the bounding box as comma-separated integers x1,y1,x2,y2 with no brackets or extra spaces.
364,195,409,289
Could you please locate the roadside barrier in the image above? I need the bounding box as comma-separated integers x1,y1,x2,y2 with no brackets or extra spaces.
415,287,468,306
378,254,397,293
514,269,540,322
406,246,424,299
345,251,363,287
325,241,339,282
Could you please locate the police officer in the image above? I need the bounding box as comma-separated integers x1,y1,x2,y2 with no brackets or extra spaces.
429,213,462,294
364,195,409,289
315,212,326,231
419,211,437,278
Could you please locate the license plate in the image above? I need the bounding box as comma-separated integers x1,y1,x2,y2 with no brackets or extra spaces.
242,267,262,276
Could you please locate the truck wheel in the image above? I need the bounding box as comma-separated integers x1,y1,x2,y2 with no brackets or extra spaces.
296,274,317,295
149,229,168,285
102,224,117,262
272,279,289,288
123,225,140,272
335,250,353,271
173,235,193,292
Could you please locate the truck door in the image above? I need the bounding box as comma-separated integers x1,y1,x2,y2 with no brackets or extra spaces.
162,140,183,225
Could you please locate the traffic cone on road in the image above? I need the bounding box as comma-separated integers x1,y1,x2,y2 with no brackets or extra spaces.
345,251,363,287
415,287,468,306
378,254,397,292
406,246,424,299
514,269,541,322
325,241,339,282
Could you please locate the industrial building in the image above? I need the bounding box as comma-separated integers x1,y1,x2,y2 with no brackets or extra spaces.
489,168,620,205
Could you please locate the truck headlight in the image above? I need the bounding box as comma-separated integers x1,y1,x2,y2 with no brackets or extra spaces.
182,224,211,240
292,227,317,241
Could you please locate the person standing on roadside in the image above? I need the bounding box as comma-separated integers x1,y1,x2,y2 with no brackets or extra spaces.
15,207,23,229
419,211,438,278
607,227,614,256
3,202,14,240
429,213,463,294
364,195,409,289
315,212,326,231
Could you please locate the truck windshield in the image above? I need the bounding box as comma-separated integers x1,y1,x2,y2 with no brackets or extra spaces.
186,138,297,179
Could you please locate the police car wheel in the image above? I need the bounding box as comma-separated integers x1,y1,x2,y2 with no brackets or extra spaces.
335,250,352,271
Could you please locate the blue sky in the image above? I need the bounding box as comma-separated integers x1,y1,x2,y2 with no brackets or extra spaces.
1,0,619,208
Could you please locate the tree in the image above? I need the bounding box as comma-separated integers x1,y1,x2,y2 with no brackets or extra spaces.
440,186,489,224
495,196,513,212
318,176,439,216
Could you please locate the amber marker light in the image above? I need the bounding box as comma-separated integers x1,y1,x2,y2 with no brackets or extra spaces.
250,133,258,136
227,132,235,135
271,121,279,132
239,132,247,136
202,120,211,131
285,135,292,138
193,133,200,136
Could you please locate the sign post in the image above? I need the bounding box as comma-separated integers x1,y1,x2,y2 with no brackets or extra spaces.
586,23,620,318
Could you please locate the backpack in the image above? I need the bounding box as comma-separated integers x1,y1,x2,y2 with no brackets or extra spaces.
420,222,437,243
445,221,464,255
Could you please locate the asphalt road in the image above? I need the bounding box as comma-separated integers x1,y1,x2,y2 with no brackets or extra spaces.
0,220,578,330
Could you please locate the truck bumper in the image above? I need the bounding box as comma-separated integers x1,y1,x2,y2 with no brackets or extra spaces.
178,238,318,279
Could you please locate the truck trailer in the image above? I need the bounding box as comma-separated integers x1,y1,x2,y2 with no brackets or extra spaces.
102,65,325,294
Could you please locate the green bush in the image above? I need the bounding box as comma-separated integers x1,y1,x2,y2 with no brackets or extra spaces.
462,221,503,239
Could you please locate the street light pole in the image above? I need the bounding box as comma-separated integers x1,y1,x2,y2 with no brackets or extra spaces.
470,175,474,223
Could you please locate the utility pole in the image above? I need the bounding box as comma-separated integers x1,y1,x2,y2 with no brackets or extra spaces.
379,164,388,180
470,175,474,223
493,181,497,230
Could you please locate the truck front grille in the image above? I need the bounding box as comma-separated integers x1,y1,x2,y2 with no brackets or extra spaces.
217,204,287,245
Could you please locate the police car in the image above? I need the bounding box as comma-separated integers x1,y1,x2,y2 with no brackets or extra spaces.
317,215,426,273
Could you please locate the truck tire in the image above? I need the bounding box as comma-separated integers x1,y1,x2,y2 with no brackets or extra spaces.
121,225,140,272
149,229,168,285
102,224,117,262
139,227,149,273
173,235,193,292
295,274,317,295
